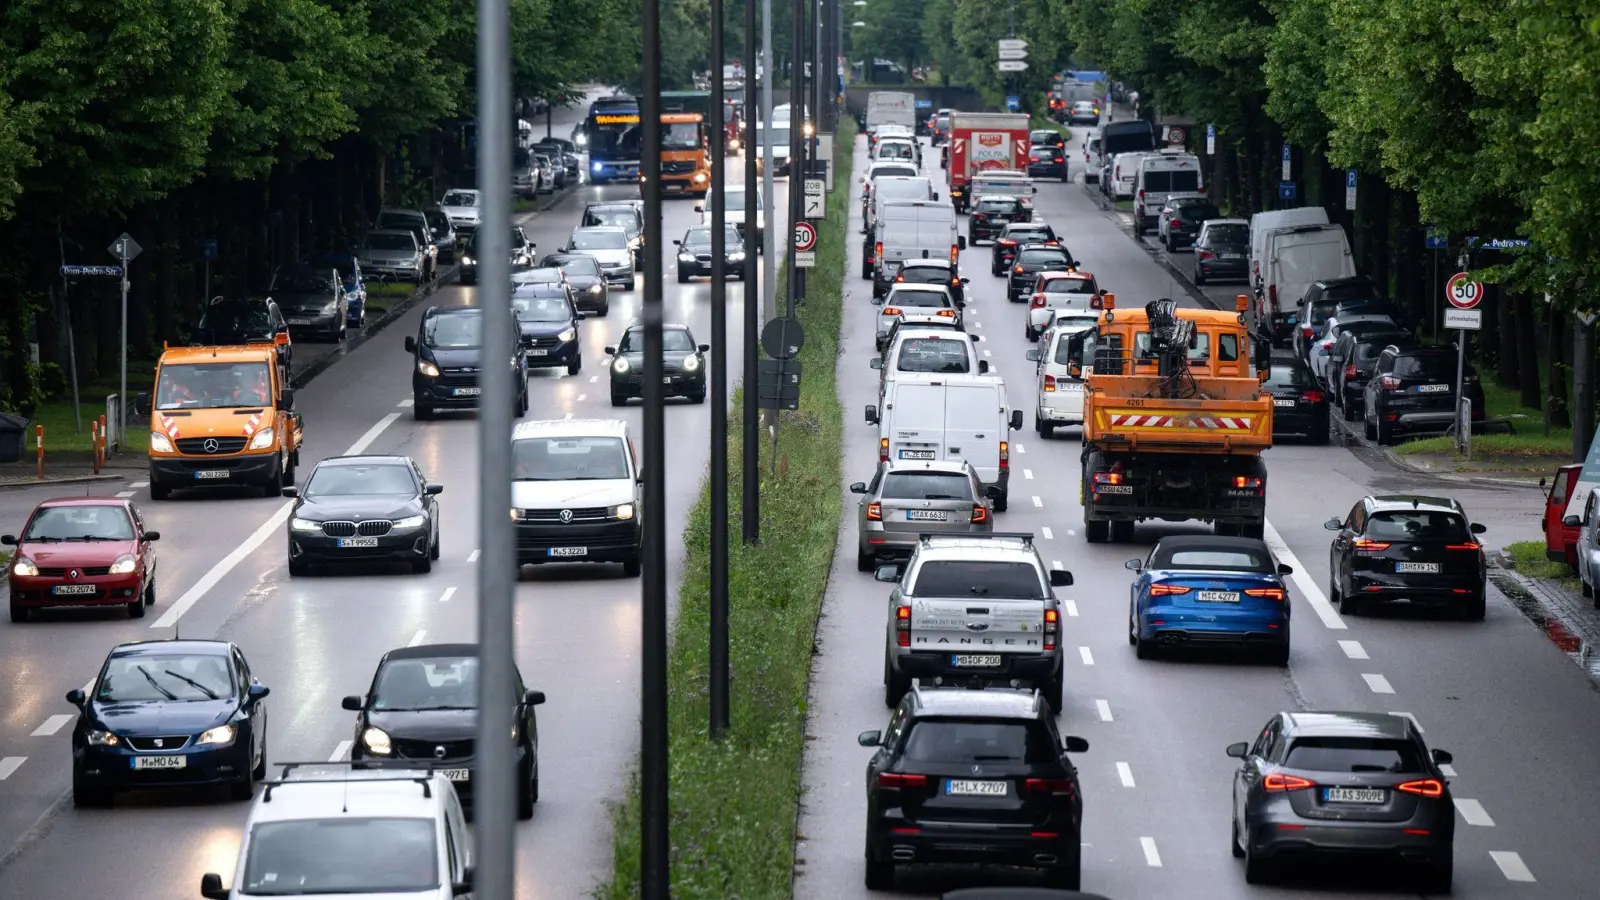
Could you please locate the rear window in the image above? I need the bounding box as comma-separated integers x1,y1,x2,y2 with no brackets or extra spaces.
1309,300,1341,326
888,291,947,308
1148,545,1274,572
1365,511,1470,542
1204,224,1248,244
1142,170,1200,193
900,720,1059,764
978,199,1022,213
1020,250,1072,267
1268,364,1316,388
1052,331,1088,366
898,267,952,285
1043,277,1095,294
1172,203,1219,221
881,472,974,501
1283,737,1424,773
1029,146,1058,159
1393,353,1458,380
909,561,1044,599
1006,226,1055,242
896,338,969,373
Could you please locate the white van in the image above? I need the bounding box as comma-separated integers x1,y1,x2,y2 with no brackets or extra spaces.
871,327,987,400
1248,207,1330,288
865,373,1024,512
872,200,962,294
1133,153,1203,234
1083,135,1104,183
1107,152,1152,199
863,175,934,237
1259,223,1356,340
1027,315,1100,437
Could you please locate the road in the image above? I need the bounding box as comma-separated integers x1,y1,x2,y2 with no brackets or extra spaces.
0,90,789,900
796,126,1596,899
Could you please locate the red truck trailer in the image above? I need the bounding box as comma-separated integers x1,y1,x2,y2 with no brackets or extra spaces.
947,112,1030,214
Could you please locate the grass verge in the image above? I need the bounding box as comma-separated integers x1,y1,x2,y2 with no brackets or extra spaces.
513,198,540,214
1503,539,1580,589
1395,379,1572,458
595,120,856,899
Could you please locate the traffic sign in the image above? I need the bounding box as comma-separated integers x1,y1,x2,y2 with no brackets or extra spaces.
803,179,825,219
196,238,218,261
1165,127,1186,145
793,221,818,252
60,265,122,278
998,48,1028,61
1278,181,1297,201
108,232,142,263
1005,95,1020,112
1444,308,1483,331
1281,143,1291,181
795,251,816,268
1425,228,1448,250
1345,168,1357,211
761,317,806,359
1205,124,1215,155
997,39,1028,52
1446,272,1484,309
997,60,1029,72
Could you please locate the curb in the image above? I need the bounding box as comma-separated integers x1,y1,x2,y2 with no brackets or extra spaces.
0,473,124,491
1081,180,1221,312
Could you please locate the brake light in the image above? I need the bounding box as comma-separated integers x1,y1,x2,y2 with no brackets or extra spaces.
1093,472,1122,485
1043,375,1056,393
1345,364,1357,378
1031,294,1047,309
1171,218,1183,229
1268,284,1278,311
1233,476,1263,490
1137,189,1145,202
1014,265,1024,274
1197,249,1214,260
1043,608,1059,650
866,502,882,522
1263,773,1315,792
999,239,1017,247
1302,324,1315,336
879,438,889,462
1090,295,1103,310
878,772,927,789
895,605,911,647
1054,156,1063,163
1025,778,1074,797
999,441,1009,470
1244,587,1287,601
1445,542,1482,551
1150,584,1190,596
950,277,961,286
883,307,902,317
971,505,988,524
1353,539,1391,551
895,273,904,282
273,332,290,346
936,309,955,318
1396,779,1444,798
875,241,882,261
1380,374,1402,390
972,213,987,221
1302,391,1324,403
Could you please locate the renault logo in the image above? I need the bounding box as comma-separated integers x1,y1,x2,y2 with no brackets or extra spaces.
434,745,447,759
68,569,79,580
203,438,220,453
559,509,573,523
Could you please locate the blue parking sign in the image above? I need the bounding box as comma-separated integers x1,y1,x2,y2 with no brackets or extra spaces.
1005,95,1021,112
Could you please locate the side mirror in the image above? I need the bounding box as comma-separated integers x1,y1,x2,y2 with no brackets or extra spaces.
133,392,151,416
698,344,711,353
1031,186,1039,194
281,487,298,498
247,684,271,701
201,873,230,900
932,193,940,201
1124,558,1142,571
849,482,868,494
1062,736,1089,753
978,360,990,374
1277,563,1294,575
1563,515,1581,527
524,689,546,706
0,535,13,546
970,334,981,342
1025,349,1040,362
1471,522,1487,534
957,236,968,250
1049,569,1073,587
672,240,681,246
857,730,882,747
277,389,294,411
452,865,474,896
604,346,617,356
869,358,883,370
1226,741,1249,759
960,278,970,285
425,483,445,496
66,688,86,706
405,335,418,354
874,565,902,583
341,695,364,711
1009,410,1023,430
694,205,704,213
1431,748,1453,766
1323,517,1343,531
865,405,878,424
142,531,161,542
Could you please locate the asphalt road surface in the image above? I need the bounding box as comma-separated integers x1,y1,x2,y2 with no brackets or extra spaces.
795,126,1590,899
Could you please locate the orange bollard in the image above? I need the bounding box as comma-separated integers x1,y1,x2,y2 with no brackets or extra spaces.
90,420,100,473
98,414,107,468
36,425,43,479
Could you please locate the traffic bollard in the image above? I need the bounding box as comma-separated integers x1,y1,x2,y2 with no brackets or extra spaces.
98,414,108,468
36,425,43,479
91,420,100,473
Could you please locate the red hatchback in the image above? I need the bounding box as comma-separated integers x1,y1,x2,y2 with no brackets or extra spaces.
3,497,160,622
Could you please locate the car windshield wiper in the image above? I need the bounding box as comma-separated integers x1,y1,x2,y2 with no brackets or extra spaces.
136,665,178,701
27,535,63,542
158,669,219,700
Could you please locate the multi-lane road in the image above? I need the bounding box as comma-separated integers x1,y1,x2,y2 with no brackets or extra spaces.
0,94,789,899
796,128,1596,899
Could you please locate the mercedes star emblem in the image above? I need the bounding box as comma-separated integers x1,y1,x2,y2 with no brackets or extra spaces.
971,764,982,774
559,509,573,524
203,438,220,453
433,745,447,759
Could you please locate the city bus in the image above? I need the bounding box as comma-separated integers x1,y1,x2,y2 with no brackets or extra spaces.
584,96,642,184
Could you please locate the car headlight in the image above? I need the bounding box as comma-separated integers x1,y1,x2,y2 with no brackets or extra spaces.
682,355,700,372
291,517,322,533
678,252,695,263
461,256,474,266
85,730,120,747
150,431,173,454
693,172,708,184
589,284,603,295
322,300,340,314
408,254,422,264
557,328,577,342
11,556,38,577
392,514,426,530
362,727,393,755
418,360,440,377
196,724,236,746
729,251,746,261
247,427,275,450
511,507,523,521
108,554,137,575
576,134,588,147
612,503,635,520
613,358,631,374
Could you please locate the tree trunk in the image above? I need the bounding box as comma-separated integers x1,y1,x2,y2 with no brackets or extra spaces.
1548,307,1571,429
1515,291,1542,410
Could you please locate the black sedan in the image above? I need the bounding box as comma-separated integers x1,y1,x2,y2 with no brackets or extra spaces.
422,209,459,264
283,454,442,575
1007,243,1077,303
608,323,710,405
1326,494,1488,618
66,639,270,805
991,222,1060,274
344,643,545,819
1192,219,1249,284
512,287,582,376
540,253,610,316
674,225,748,283
1026,144,1069,181
1229,711,1455,892
1265,356,1329,444
968,196,1030,244
893,258,968,307
460,226,535,285
270,265,347,342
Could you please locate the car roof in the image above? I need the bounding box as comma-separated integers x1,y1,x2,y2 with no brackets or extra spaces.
888,284,951,294
383,642,479,662
365,228,417,238
512,418,630,441
252,765,449,824
1151,535,1272,556
1038,270,1092,281
1003,221,1052,230
1281,711,1415,740
912,685,1044,720
573,225,628,234
160,345,277,364
317,455,413,468
1366,494,1465,515
111,639,232,658
586,202,639,213
900,258,953,269
1201,218,1249,227
891,326,968,343
913,533,1038,563
883,459,974,476
36,496,132,510
423,305,481,317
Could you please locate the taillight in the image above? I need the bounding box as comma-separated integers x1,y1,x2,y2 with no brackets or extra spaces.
936,309,955,318
1380,374,1402,390
1263,773,1315,792
1244,587,1287,601
1345,364,1357,378
878,771,927,789
1302,324,1315,335
1353,539,1391,551
1233,476,1263,491
1445,542,1482,551
879,438,889,462
999,239,1017,247
895,274,904,282
866,502,882,521
1054,156,1063,162
1031,294,1046,309
1267,284,1278,310
950,245,959,263
999,441,1009,470
1197,249,1214,260
971,504,988,524
1150,584,1190,596
1043,375,1056,393
894,605,911,647
1043,608,1059,650
1302,391,1324,403
1093,472,1122,485
1137,189,1144,202
1014,265,1024,274
875,241,882,260
882,307,902,317
1171,218,1183,229
1396,779,1444,798
1025,778,1074,797
950,277,960,286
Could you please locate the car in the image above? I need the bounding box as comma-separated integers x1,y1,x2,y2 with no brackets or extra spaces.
1026,315,1098,437
1026,143,1069,181
1192,218,1249,284
459,226,535,285
858,684,1089,891
3,497,160,622
533,150,565,190
535,137,581,177
438,188,482,234
199,762,472,900
512,286,583,376
695,189,765,254
876,319,972,374
1157,196,1219,252
849,461,993,569
1265,356,1329,443
283,455,442,575
674,225,748,282
66,639,269,806
421,209,459,264
192,296,293,371
1362,346,1485,445
510,418,643,576
967,195,1029,245
1066,100,1099,124
874,284,960,351
1330,329,1416,420
1007,243,1078,303
1290,276,1388,358
889,258,968,307
991,221,1060,274
1227,711,1455,892
607,322,709,404
566,226,636,290
270,265,348,342
1125,535,1294,664
539,253,610,316
373,209,440,280
301,253,368,328
1325,494,1488,619
1025,270,1100,341
405,306,529,420
343,643,545,819
872,327,986,400
582,202,647,263
357,228,426,283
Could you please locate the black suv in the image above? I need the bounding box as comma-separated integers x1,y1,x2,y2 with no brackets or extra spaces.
858,685,1089,891
1292,276,1389,358
1329,329,1415,420
194,297,292,372
405,306,529,419
967,196,1029,244
1026,144,1069,181
1007,243,1077,303
991,221,1059,274
1362,345,1484,444
1324,494,1488,619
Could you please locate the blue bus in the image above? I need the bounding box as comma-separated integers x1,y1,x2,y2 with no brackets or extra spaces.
584,96,642,184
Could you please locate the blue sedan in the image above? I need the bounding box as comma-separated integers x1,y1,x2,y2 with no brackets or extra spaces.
302,252,368,328
1125,535,1293,665
66,639,270,805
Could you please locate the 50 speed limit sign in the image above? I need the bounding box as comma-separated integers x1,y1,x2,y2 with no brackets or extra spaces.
1447,272,1484,309
793,221,818,252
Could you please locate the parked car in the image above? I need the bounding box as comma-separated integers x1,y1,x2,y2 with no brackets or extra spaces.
301,253,367,328
1329,328,1416,420
1192,219,1249,284
270,265,347,342
1157,196,1220,252
1362,346,1484,445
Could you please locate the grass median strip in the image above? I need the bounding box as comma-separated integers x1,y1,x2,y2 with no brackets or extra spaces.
597,120,856,899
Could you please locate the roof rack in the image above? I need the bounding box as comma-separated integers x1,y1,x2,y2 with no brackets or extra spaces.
261,760,441,802
917,531,1033,545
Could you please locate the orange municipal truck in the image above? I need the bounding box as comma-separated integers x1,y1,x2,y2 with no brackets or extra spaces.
657,112,711,197
1070,295,1274,542
138,343,303,500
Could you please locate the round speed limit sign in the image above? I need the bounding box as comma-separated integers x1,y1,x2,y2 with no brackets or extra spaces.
793,221,818,252
1446,272,1484,309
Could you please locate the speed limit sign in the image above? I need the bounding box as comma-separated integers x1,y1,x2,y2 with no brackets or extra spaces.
793,221,818,252
1446,272,1484,309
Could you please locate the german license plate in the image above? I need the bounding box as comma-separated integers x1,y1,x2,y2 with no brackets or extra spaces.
1416,383,1450,393
1324,787,1385,804
1396,562,1440,573
288,319,313,326
951,654,1001,667
906,510,948,522
1274,399,1295,407
452,387,480,397
439,768,470,782
1196,590,1240,603
194,470,230,479
946,779,1008,796
1096,484,1132,494
132,755,186,770
338,537,379,548
529,349,549,356
899,450,936,460
1221,253,1241,259
548,547,588,558
52,584,97,596
1062,383,1083,391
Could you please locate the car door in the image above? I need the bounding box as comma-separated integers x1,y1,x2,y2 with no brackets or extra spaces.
233,648,264,765
411,460,437,541
1330,501,1365,590
1235,716,1282,827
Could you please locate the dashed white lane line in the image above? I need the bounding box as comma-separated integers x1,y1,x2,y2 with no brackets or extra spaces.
1051,560,1064,570
1014,443,1026,454
0,758,24,780
329,740,352,762
1064,600,1079,617
589,375,599,383
438,587,457,603
1455,799,1495,826
130,481,149,489
468,549,481,563
1262,521,1346,630
407,629,427,647
1361,673,1395,694
1023,468,1034,480
115,490,135,499
973,321,984,329
397,398,415,408
1139,836,1162,867
982,349,992,358
1116,761,1136,787
1079,646,1094,666
1490,851,1535,882
564,412,574,420
1041,526,1053,540
1440,763,1458,777
1338,640,1368,659
1095,699,1113,722
1390,711,1422,732
577,394,587,402
1032,496,1043,508
30,714,73,737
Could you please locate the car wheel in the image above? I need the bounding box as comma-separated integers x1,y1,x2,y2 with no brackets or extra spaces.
1085,518,1109,544
1583,578,1593,598
9,599,27,623
1309,421,1330,445
1422,854,1453,895
1364,412,1376,441
1231,818,1246,858
289,559,310,577
1264,642,1290,667
1375,417,1393,445
252,737,268,780
1339,585,1363,617
610,390,627,407
412,556,432,574
690,390,707,404
517,763,536,820
143,580,156,607
622,556,642,578
1112,520,1135,542
856,547,875,572
415,402,433,421
1242,828,1271,884
262,457,284,499
882,658,911,708
599,301,610,316
1462,588,1486,621
992,490,1008,513
72,772,112,808
1342,395,1361,421
1193,267,1206,285
228,768,254,802
1042,860,1080,891
149,480,171,501
568,355,582,376
626,278,637,291
864,856,894,891
1046,668,1064,713
429,527,441,561
677,269,688,284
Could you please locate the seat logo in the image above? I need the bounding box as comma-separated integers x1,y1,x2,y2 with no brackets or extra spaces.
559,509,573,524
203,438,220,453
153,738,164,748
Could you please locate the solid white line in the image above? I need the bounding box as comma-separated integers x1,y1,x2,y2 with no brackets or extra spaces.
1078,646,1094,665
1023,468,1034,480
408,629,427,647
0,758,24,780
1389,711,1423,733
329,740,352,762
1014,443,1025,454
1140,836,1162,867
1032,496,1043,508
1095,699,1113,722
347,413,402,455
1041,526,1053,540
1064,600,1079,617
30,714,73,737
468,549,480,563
130,481,149,489
1362,673,1394,694
1116,761,1136,787
1455,799,1495,826
1440,763,1458,777
1489,851,1535,881
115,490,135,499
1338,639,1368,659
1263,520,1346,630
397,398,415,408
438,587,457,603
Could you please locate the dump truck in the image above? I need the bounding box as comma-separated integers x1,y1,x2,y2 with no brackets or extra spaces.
1071,295,1274,542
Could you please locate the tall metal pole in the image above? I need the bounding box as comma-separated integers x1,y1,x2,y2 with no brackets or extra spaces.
472,1,516,899
761,0,776,320
639,0,671,891
118,261,128,448
789,0,806,319
709,0,731,739
742,0,762,546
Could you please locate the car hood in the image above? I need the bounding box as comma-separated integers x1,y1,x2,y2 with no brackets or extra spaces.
92,698,234,734
518,319,574,337
421,347,485,369
295,494,421,522
565,274,603,290
275,293,337,314
358,249,418,263
19,539,138,567
511,479,634,508
367,708,476,741
577,248,631,266
441,205,481,220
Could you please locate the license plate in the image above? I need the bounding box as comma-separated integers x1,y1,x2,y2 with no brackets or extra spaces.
548,547,588,558
1396,562,1440,573
1096,484,1132,494
1274,399,1295,407
452,387,480,397
1196,590,1240,603
529,349,549,356
1221,253,1241,259
338,537,379,548
287,319,313,326
52,584,98,596
946,779,1008,796
663,377,673,384
1324,787,1385,804
906,510,949,522
951,654,1002,667
899,450,936,460
1417,384,1450,393
194,470,230,480
132,755,187,770
1061,383,1083,391
438,768,470,782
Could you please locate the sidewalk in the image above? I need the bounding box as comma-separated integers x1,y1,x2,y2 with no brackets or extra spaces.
0,450,139,489
1488,553,1600,684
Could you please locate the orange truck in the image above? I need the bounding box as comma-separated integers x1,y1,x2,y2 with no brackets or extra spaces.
658,111,711,197
137,343,304,500
1070,295,1274,542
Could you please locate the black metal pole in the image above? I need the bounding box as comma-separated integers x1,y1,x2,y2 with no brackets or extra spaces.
640,0,669,893
789,0,805,315
709,0,731,739
742,0,761,545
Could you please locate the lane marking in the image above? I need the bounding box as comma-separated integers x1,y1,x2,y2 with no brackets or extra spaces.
1338,640,1368,659
973,321,983,329
1095,699,1113,721
152,412,402,629
1023,468,1034,480
1078,646,1094,666
982,349,992,358
564,413,574,420
1067,529,1076,537
468,549,481,563
1361,673,1394,694
115,490,136,499
1262,520,1346,630
577,394,587,402
1116,761,1136,787
1014,443,1025,454
1489,851,1535,882
1440,763,1458,777
1031,496,1043,508
1140,836,1162,867
130,481,149,489
0,758,24,780
397,398,415,408
1064,600,1079,617
1389,711,1423,733
438,586,457,603
1455,799,1495,827
589,375,599,383
1051,559,1063,570
30,714,73,737
407,629,427,647
329,740,352,762
1041,526,1054,540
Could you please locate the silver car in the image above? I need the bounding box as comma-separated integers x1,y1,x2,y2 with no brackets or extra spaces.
356,229,424,282
439,189,482,234
873,284,960,350
849,460,992,571
1570,491,1600,605
564,226,636,291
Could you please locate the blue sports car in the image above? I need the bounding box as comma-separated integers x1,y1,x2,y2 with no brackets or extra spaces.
1125,535,1293,665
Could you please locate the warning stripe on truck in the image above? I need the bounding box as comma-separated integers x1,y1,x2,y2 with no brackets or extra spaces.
1109,414,1254,430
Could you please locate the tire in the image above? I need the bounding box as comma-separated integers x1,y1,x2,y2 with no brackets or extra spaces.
1194,268,1206,285
1085,518,1110,543
252,739,268,780
1583,578,1593,598
883,658,911,708
677,269,688,284
1231,818,1246,859
1024,326,1036,342
857,548,876,572
72,773,112,808
1038,417,1054,439
567,355,582,377
611,390,627,407
1309,423,1330,445
1339,585,1362,617
9,600,27,623
690,390,707,404
429,528,441,561
283,449,297,486
517,768,535,820
1241,521,1266,540
864,856,894,891
1422,854,1453,895
626,278,637,291
1043,860,1080,891
1045,668,1064,714
289,559,310,577
228,769,254,802
599,301,610,316
623,556,642,578
1165,234,1175,253
415,403,433,421
127,591,146,619
861,258,873,280
1243,829,1270,884
143,580,156,607
1112,519,1136,543
1462,588,1486,621
149,480,171,501
992,490,1008,513
1264,643,1290,667
1375,417,1393,445
412,556,432,574
1134,630,1154,659
1364,414,1376,441
1342,395,1361,421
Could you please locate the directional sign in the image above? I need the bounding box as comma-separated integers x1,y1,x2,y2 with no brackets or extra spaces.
1444,308,1483,331
803,179,826,219
998,48,1029,61
108,232,142,263
1205,124,1215,155
1345,168,1358,211
997,39,1028,52
997,60,1029,72
60,265,122,278
1446,272,1484,309
1281,143,1292,181
1278,181,1297,201
793,220,818,252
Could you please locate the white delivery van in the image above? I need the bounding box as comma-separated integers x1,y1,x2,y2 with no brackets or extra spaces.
863,175,934,237
872,327,986,401
1027,314,1100,437
865,373,1024,512
1259,223,1356,340
1083,135,1104,183
970,171,1036,209
1107,152,1152,199
872,200,962,294
1249,207,1330,288
1133,153,1203,235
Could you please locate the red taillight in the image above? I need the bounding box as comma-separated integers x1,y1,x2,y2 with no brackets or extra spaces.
950,244,959,263
1244,587,1287,601
999,239,1017,246
1137,189,1144,202
879,438,889,462
895,274,904,282
1445,542,1482,551
895,605,910,647
1171,218,1183,229
1233,476,1263,490
1150,584,1190,596
1396,779,1444,798
875,241,882,260
878,772,927,789
1353,539,1391,551
882,307,902,317
1263,773,1316,792
950,277,961,287
1302,391,1324,403
1090,295,1103,310
935,309,955,318
1302,324,1315,336
999,441,1009,470
1054,156,1063,162
1031,294,1046,309
1268,284,1278,310
1043,374,1056,393
1043,607,1059,650
971,505,988,524
866,502,882,522
1025,777,1074,796
1345,364,1357,378
1093,472,1122,485
1197,249,1214,260
1380,374,1402,390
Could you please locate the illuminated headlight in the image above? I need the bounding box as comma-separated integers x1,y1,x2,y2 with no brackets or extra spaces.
612,358,631,374
511,508,522,521
247,427,275,450
804,123,815,137
196,724,236,746
86,730,120,747
11,556,38,577
392,514,426,530
418,360,440,377
461,256,474,266
150,432,174,454
576,134,588,147
729,139,741,151
290,517,322,533
362,727,393,755
557,328,577,342
679,252,696,263
612,503,635,521
693,172,708,184
511,723,519,742
729,251,746,261
108,554,137,575
592,161,604,173
682,355,700,372
588,284,603,295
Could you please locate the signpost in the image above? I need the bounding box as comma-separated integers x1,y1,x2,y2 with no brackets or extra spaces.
998,49,1027,60
1281,142,1292,182
1278,182,1297,201
793,220,817,267
107,233,142,449
803,179,825,219
1205,124,1215,155
1345,169,1357,211
1446,271,1486,453
997,38,1027,74
997,38,1027,51
997,60,1028,72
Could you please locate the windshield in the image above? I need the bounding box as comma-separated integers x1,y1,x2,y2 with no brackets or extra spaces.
887,290,947,308
441,191,478,207
422,313,481,349
199,304,272,335
977,200,1022,214
662,122,702,150
513,294,573,322
24,505,134,541
881,472,972,500
97,653,235,702
876,143,916,161
372,656,478,710
572,229,627,250
682,228,739,247
908,560,1044,599
582,209,641,234
156,361,272,410
901,720,1058,764
304,464,416,497
1149,545,1274,572
275,270,331,294
514,268,562,285
895,338,969,373
551,256,602,276
362,233,414,252
1366,511,1469,541
619,329,696,353
242,818,438,896
1205,224,1248,244
468,229,528,254
1284,737,1424,773
718,191,748,212
758,127,790,147
512,435,631,481
422,210,450,232
1171,202,1218,220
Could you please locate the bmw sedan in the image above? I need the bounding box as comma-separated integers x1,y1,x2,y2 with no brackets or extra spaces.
674,226,747,282
1126,535,1294,665
284,454,443,575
